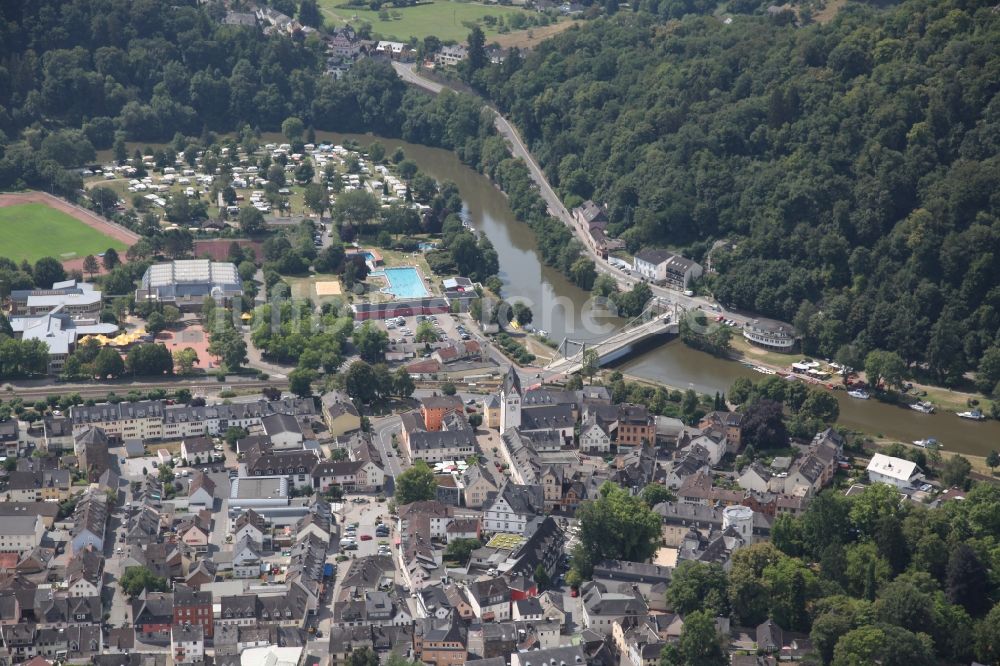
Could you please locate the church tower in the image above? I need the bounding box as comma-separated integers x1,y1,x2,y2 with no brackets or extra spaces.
499,366,522,432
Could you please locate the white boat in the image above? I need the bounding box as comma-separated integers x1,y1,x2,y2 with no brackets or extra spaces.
847,389,870,400
913,437,941,449
957,409,986,421
910,401,935,414
754,366,777,375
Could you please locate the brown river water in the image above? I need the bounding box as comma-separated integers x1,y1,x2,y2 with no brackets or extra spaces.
314,132,1000,458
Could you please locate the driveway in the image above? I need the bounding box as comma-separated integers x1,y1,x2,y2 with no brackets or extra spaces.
372,414,403,478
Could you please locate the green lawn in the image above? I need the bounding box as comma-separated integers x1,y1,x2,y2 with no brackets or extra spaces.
0,203,127,263
319,0,532,42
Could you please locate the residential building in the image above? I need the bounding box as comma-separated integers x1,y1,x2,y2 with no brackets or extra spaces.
313,459,384,492
698,411,744,451
482,393,501,430
579,581,647,633
413,610,467,666
632,248,703,290
171,624,205,664
434,45,467,67
133,591,174,641
69,491,107,554
321,391,362,436
482,480,543,534
137,260,243,309
579,421,611,453
420,395,465,431
867,453,923,489
0,515,45,555
461,464,498,509
261,413,304,449
400,411,476,463
465,577,510,621
617,404,654,447
181,437,214,465
174,584,214,638
188,471,216,510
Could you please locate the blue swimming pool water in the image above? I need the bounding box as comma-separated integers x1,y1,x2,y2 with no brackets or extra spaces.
373,267,429,299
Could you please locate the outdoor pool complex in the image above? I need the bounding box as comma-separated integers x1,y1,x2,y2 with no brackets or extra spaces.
373,267,429,299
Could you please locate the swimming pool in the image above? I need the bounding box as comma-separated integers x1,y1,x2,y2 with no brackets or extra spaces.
372,267,429,299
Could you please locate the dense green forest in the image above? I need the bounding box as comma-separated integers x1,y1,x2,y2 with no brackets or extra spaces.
0,0,595,293
474,1,1000,389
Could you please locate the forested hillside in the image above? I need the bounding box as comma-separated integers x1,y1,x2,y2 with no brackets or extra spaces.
477,1,1000,386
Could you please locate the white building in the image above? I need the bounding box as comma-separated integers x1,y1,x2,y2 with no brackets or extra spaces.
137,259,243,310
171,624,205,664
0,515,46,555
632,249,703,290
867,453,923,489
742,318,796,351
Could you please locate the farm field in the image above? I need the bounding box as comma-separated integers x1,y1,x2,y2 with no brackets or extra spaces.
0,202,128,263
318,0,536,42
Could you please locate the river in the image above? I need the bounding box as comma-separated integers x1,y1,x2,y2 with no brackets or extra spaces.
314,132,1000,458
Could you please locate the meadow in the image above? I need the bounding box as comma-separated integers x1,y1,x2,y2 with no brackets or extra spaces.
319,0,535,42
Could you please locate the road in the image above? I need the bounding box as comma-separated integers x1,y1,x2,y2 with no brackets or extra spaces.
372,414,403,477
390,62,761,329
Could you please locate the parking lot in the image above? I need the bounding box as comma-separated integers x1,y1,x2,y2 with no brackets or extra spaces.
369,312,472,352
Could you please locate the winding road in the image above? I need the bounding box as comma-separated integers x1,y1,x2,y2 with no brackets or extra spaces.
390,62,758,331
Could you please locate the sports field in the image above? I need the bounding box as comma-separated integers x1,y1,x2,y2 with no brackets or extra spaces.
0,202,128,263
319,1,532,42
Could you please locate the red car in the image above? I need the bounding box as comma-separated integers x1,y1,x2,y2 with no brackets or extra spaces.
360,534,373,541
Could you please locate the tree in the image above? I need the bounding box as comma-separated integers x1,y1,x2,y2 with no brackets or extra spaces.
333,190,379,231
289,367,316,397
173,347,199,375
741,399,788,450
831,624,935,666
224,426,249,451
125,343,173,376
92,347,124,378
666,561,730,616
393,367,415,397
864,350,906,390
298,0,322,27
441,382,457,396
415,321,440,343
976,603,1000,665
33,257,66,288
947,544,989,616
640,483,675,507
532,563,552,590
511,302,533,325
119,566,168,598
581,348,600,384
304,183,329,219
82,255,99,279
348,648,379,666
281,116,305,142
444,538,480,565
975,346,1000,395
207,319,247,372
146,311,166,335
986,450,1000,473
941,454,972,488
344,360,378,405
395,460,436,505
466,26,487,76
573,482,662,579
353,322,389,363
659,610,727,666
799,390,839,423
102,248,120,271
239,206,265,235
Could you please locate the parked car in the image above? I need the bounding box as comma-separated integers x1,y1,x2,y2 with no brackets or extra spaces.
360,534,373,541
